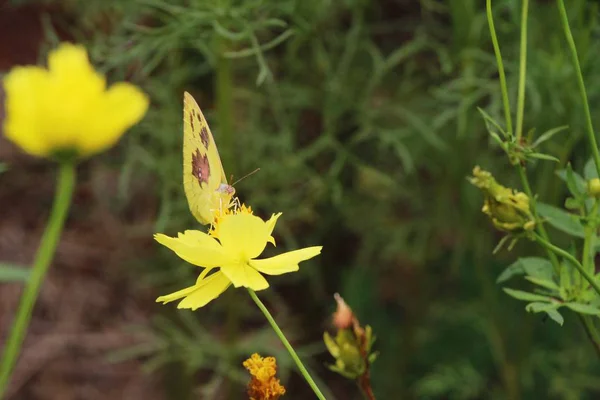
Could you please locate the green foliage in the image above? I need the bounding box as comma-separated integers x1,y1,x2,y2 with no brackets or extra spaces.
0,263,29,282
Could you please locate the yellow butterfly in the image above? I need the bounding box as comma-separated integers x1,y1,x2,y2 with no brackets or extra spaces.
183,91,235,225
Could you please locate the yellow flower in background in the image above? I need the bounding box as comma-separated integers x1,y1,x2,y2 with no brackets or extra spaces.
3,42,149,159
243,353,286,400
156,210,322,310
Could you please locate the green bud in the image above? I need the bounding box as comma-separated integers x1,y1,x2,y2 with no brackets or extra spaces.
588,178,600,198
323,330,366,379
469,166,535,233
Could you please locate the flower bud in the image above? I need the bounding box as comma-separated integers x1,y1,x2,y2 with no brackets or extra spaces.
469,166,535,233
332,293,354,330
588,178,600,198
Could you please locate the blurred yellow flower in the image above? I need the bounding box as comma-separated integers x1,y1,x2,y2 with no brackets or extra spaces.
3,42,149,159
155,211,322,310
243,353,286,400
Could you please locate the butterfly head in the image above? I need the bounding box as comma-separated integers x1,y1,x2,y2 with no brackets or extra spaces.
218,183,235,196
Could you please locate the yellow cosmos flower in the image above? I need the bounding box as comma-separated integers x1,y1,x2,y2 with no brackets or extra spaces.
155,212,322,310
243,353,286,400
3,42,149,159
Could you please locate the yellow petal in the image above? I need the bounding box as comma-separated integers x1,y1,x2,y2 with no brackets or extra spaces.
3,67,52,156
249,246,322,275
156,284,198,304
156,272,208,304
177,271,231,310
219,214,269,260
265,212,282,246
47,43,103,87
80,82,149,156
220,262,269,290
44,43,106,151
154,231,233,267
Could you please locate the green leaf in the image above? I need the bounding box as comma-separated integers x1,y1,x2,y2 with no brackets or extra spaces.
532,125,568,148
584,157,598,180
368,351,379,364
497,257,553,283
520,257,554,280
556,163,586,197
564,197,583,211
477,107,508,138
525,301,558,313
0,263,30,282
536,202,585,237
488,131,505,147
524,276,561,293
497,261,525,283
527,152,559,162
545,309,565,326
559,261,574,290
525,302,564,325
564,302,600,316
0,163,8,174
323,332,339,357
503,288,555,303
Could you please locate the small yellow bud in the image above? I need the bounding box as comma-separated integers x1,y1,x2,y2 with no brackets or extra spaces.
588,178,600,198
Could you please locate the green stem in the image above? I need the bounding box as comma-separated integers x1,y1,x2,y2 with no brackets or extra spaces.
515,0,529,141
534,233,600,297
0,161,76,396
556,0,600,178
486,0,513,135
581,200,598,289
579,315,600,358
517,166,561,274
247,289,327,400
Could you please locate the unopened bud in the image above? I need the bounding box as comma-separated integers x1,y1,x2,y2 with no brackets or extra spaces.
588,178,600,198
469,166,535,233
333,293,354,330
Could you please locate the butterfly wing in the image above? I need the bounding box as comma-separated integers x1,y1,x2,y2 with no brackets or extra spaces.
183,92,233,225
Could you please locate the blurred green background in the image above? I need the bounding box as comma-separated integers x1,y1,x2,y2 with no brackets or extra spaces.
1,0,600,399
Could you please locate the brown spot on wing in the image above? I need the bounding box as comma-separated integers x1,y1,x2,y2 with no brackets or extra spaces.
200,126,210,149
189,114,194,131
192,149,210,185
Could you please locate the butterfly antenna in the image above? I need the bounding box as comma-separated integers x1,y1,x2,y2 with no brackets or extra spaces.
231,168,260,186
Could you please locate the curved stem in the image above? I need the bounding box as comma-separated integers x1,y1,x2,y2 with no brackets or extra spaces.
533,233,600,297
247,289,327,400
486,0,513,135
515,0,529,141
556,0,600,178
0,161,76,396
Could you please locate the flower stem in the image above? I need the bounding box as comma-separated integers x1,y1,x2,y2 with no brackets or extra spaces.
533,233,600,297
486,0,513,135
556,0,600,178
247,289,327,400
515,0,529,142
0,161,76,396
517,166,561,274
